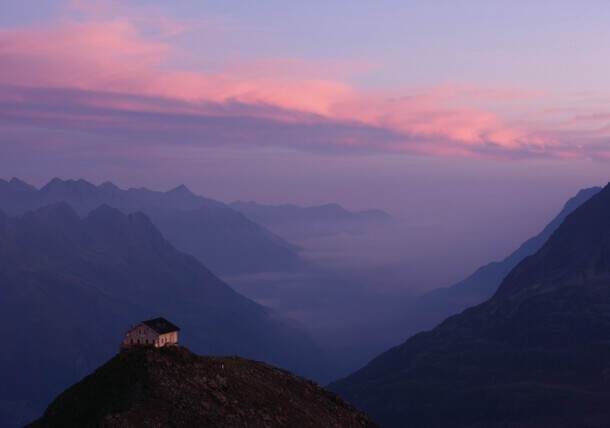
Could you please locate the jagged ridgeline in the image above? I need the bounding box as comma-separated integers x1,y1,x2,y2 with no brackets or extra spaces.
332,182,610,427
28,347,376,428
0,178,300,274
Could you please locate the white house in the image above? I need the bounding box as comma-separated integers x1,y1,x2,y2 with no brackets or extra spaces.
121,317,180,348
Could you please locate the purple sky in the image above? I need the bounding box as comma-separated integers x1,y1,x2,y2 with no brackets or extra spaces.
2,1,610,280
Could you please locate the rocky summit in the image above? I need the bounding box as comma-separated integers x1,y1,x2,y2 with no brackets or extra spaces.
29,347,375,428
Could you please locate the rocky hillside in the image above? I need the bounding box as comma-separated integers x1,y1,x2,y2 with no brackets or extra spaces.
29,347,375,428
331,182,610,427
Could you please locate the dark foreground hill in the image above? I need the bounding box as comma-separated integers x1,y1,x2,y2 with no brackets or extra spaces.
0,204,326,428
331,182,610,427
0,177,300,274
29,347,375,428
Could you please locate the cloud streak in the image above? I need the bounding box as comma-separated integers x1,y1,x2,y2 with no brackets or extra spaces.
1,8,609,161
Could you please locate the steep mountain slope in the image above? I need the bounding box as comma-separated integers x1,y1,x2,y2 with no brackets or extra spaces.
332,182,610,427
0,204,326,428
397,186,601,339
29,347,375,428
0,178,300,274
230,200,392,240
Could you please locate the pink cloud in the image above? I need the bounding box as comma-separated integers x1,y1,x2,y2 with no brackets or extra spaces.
0,13,606,160
0,20,167,90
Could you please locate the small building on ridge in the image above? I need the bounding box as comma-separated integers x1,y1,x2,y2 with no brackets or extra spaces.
122,317,180,348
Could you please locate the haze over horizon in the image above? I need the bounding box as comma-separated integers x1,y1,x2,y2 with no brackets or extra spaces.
3,2,610,281
3,0,610,319
6,2,610,426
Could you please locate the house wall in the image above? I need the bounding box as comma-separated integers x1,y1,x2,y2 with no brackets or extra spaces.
122,325,179,348
122,324,159,347
156,331,179,347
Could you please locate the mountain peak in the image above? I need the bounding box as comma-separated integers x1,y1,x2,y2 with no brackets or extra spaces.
41,178,97,193
86,204,155,230
29,346,375,428
87,203,124,219
167,184,194,196
495,181,610,300
99,181,119,191
0,177,36,193
84,204,164,251
8,177,37,192
575,186,603,199
40,177,64,190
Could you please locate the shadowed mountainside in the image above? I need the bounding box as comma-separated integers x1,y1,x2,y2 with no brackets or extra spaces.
0,204,327,428
0,178,300,274
331,182,610,427
28,346,375,428
395,186,601,340
227,187,600,382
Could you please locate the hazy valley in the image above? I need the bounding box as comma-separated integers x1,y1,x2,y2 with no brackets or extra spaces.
1,176,607,427
4,4,610,424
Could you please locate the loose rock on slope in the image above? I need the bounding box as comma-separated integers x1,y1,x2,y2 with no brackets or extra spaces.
29,347,375,428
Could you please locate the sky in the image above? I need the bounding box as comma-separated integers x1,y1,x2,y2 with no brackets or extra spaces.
2,0,610,277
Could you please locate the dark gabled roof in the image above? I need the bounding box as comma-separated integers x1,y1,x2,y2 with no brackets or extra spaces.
142,317,180,334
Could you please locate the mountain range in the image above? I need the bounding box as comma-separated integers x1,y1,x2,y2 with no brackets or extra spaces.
0,203,326,428
226,186,601,382
331,182,610,427
230,201,392,240
28,346,375,428
0,178,300,274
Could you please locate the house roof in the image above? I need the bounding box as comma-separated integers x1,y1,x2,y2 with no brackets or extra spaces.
142,317,180,334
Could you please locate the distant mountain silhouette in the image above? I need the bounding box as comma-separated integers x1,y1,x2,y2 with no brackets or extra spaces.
396,186,601,341
0,204,326,428
230,201,392,240
0,178,300,274
332,182,610,427
28,346,375,428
